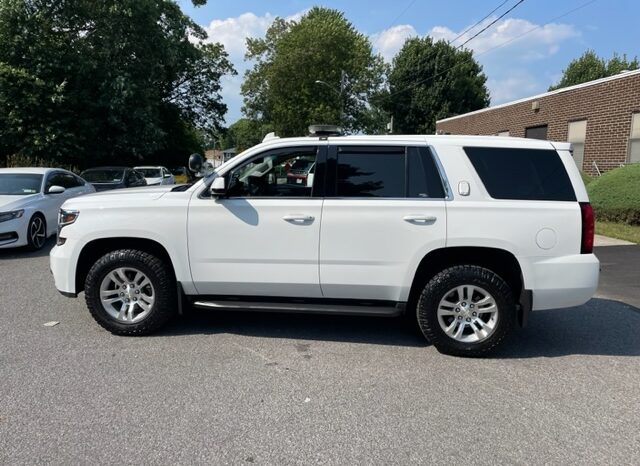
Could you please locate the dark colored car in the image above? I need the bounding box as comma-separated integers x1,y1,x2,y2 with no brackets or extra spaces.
80,167,147,192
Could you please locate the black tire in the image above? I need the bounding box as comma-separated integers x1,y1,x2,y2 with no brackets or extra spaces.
416,265,516,357
84,249,177,335
26,213,47,251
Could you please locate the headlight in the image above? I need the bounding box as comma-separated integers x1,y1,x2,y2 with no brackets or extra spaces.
0,209,24,223
57,209,79,245
59,209,80,227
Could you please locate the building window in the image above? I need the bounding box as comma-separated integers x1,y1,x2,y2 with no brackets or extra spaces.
568,120,587,170
525,125,548,140
629,113,640,163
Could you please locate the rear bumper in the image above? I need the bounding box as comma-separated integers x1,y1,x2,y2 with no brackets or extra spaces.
527,253,600,310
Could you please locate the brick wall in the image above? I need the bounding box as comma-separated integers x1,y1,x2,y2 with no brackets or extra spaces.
436,71,640,174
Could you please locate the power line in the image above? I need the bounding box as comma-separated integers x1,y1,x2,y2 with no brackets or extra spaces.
385,0,419,31
387,0,597,99
449,0,511,45
457,0,526,49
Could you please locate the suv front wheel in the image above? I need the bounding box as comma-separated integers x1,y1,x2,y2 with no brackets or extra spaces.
416,265,516,357
84,249,177,335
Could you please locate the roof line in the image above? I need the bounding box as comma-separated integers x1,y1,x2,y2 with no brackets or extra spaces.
437,69,640,123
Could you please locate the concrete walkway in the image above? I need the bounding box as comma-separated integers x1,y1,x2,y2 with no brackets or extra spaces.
594,234,635,246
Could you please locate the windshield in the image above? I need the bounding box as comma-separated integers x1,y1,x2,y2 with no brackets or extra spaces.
0,174,43,195
81,169,125,183
137,168,162,178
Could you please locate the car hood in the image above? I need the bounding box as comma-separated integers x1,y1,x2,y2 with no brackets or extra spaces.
0,194,39,212
62,185,175,207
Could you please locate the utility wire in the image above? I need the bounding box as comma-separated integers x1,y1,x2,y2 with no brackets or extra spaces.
385,0,419,31
387,0,597,99
457,0,526,49
449,0,511,45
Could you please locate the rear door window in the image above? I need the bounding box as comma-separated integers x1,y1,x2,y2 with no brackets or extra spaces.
464,147,576,201
336,147,405,197
334,146,446,198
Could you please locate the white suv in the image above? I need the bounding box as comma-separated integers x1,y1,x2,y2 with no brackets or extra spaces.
50,134,599,356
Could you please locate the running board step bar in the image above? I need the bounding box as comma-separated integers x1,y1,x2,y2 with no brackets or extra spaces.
193,300,405,317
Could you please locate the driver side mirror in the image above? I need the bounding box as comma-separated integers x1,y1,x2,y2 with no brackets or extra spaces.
210,177,226,196
47,185,66,194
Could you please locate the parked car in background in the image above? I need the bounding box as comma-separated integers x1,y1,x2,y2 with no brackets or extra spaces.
0,167,94,250
80,167,147,191
134,166,174,186
171,167,192,184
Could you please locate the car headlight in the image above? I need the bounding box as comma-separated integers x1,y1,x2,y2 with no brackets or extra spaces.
0,209,24,223
57,209,79,245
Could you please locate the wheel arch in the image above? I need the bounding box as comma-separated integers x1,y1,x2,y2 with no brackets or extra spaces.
75,237,176,293
408,246,525,322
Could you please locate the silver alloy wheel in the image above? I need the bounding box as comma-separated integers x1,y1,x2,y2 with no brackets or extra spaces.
99,267,155,323
437,285,499,343
29,216,46,249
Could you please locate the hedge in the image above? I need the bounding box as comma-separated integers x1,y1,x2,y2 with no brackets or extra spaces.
587,164,640,225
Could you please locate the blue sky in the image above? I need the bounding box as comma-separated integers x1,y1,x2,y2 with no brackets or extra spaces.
177,0,640,125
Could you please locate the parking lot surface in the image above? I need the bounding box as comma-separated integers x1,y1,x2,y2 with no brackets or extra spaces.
1,241,639,464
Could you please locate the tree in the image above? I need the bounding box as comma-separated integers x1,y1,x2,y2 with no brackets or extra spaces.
241,7,387,136
220,119,270,152
549,50,639,91
0,0,235,168
384,37,489,134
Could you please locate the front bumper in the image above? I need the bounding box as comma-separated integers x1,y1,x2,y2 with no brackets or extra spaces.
0,216,29,249
50,239,79,296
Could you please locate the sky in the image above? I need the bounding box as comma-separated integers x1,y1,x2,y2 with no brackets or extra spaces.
177,0,640,125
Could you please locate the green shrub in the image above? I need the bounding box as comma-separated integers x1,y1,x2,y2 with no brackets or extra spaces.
587,164,640,225
580,171,594,186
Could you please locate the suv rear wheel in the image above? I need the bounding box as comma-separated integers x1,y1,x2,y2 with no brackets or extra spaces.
84,249,176,335
416,265,515,357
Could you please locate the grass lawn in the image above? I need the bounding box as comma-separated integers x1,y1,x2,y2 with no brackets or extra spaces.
596,221,640,244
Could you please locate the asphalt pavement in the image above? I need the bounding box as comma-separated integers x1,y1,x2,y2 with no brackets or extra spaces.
1,241,639,465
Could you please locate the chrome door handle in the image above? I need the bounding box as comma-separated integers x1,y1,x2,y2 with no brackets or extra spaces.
403,215,437,224
283,214,315,223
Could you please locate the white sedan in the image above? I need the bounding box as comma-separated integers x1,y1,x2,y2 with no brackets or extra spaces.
134,166,175,186
0,168,95,250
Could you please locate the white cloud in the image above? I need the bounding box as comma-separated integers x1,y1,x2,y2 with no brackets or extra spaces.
199,10,306,124
427,17,579,59
487,72,543,104
371,24,417,61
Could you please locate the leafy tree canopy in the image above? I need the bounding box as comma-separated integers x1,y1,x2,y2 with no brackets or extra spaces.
241,7,387,137
549,50,639,91
384,37,489,134
220,118,271,153
0,0,235,168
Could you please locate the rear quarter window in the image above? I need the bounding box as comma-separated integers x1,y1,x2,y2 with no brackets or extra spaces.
464,147,576,201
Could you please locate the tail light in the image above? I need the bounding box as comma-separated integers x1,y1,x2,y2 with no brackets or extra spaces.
579,202,594,254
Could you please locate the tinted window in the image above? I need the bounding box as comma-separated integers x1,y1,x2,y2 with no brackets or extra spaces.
465,147,576,201
45,172,67,191
81,169,125,183
337,147,405,197
525,125,548,140
60,173,82,189
407,147,446,198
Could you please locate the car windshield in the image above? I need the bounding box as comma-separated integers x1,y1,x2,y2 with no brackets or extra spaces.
81,169,124,183
0,174,43,195
137,168,162,178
